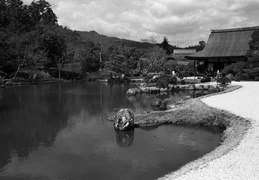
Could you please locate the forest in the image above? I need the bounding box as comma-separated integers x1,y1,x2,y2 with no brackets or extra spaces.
0,0,206,83
1,0,258,84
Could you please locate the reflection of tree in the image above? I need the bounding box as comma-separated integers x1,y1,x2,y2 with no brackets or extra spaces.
0,136,12,170
115,129,134,147
0,84,70,165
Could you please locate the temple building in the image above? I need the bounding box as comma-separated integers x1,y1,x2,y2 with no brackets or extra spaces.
186,26,259,74
171,49,196,65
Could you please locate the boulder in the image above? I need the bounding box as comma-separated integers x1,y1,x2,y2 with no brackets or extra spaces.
195,84,204,90
159,98,174,110
203,84,210,90
126,88,138,95
151,99,162,107
114,109,134,131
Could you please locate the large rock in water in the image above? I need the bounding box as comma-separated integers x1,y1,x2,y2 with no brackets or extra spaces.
114,109,134,131
151,99,162,107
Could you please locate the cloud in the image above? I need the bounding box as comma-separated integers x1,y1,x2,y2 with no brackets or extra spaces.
23,0,259,47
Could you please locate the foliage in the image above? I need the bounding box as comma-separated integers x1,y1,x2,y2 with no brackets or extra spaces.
141,36,157,44
160,36,171,54
222,62,247,75
200,75,211,83
0,0,67,78
247,30,259,62
182,62,195,76
217,77,231,85
186,41,206,52
156,75,176,88
163,60,177,71
143,46,167,73
222,62,259,81
79,41,100,73
0,0,187,81
242,67,259,81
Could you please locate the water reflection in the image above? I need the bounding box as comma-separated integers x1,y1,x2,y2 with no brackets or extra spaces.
115,129,135,147
0,82,220,180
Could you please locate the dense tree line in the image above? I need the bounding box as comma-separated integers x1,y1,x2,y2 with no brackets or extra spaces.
0,0,198,81
0,0,73,78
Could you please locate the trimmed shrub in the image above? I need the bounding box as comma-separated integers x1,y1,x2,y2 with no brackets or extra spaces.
235,72,249,81
156,75,172,88
200,76,211,83
181,71,190,78
222,62,247,75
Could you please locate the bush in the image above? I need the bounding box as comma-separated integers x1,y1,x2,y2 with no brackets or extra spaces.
143,74,154,83
222,62,247,75
132,69,140,76
235,72,249,81
243,67,259,80
156,75,175,88
156,75,170,88
180,79,186,85
181,71,190,78
200,76,211,83
217,76,231,84
170,76,177,85
156,77,169,88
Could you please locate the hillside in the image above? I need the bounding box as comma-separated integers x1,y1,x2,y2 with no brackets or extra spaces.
77,30,162,50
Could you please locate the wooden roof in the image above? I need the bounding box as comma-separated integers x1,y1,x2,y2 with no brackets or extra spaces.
173,49,196,55
187,26,259,59
171,49,196,61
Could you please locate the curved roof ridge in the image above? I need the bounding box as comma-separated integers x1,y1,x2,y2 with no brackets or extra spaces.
211,26,259,33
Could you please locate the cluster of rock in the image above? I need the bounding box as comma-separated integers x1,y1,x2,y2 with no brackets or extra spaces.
112,109,135,131
151,96,190,111
126,84,223,95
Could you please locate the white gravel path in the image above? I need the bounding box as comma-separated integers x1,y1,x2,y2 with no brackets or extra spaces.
165,81,259,180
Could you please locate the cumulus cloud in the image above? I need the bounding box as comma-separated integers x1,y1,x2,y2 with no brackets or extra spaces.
24,0,259,47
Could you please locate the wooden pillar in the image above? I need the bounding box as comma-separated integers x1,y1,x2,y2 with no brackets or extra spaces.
193,59,196,77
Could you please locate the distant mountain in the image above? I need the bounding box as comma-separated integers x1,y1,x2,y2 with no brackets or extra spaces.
76,30,158,49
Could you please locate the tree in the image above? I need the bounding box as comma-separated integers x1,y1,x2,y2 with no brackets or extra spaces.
3,0,30,32
80,41,100,73
161,36,170,54
28,0,57,26
35,25,66,79
247,31,259,61
144,46,166,73
105,54,130,75
199,40,206,46
141,36,157,44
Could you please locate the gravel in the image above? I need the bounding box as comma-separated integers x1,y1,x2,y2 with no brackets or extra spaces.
160,81,259,180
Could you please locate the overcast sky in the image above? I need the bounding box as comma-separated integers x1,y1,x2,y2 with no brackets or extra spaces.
24,0,259,47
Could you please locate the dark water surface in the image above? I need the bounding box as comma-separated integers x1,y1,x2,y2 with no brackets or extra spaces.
0,82,222,180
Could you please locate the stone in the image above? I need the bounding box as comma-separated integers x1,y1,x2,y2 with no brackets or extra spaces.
188,85,195,90
160,98,174,110
114,109,134,131
126,88,138,95
203,84,210,90
151,99,162,107
195,84,204,90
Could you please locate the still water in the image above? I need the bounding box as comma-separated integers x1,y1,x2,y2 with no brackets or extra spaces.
0,82,222,180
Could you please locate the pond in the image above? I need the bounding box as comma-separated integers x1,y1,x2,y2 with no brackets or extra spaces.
0,82,222,180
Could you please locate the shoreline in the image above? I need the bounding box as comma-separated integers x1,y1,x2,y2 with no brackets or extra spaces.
157,82,259,180
131,83,251,179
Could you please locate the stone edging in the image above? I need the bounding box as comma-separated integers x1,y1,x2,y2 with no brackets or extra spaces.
126,83,224,95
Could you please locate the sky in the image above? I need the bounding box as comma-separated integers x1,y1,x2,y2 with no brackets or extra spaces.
23,0,259,47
